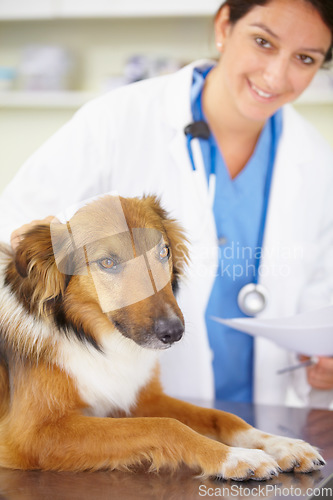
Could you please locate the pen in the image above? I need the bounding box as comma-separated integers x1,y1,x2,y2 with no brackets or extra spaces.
277,356,318,375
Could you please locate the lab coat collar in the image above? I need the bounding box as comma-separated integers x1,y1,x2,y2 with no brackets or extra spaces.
163,59,216,132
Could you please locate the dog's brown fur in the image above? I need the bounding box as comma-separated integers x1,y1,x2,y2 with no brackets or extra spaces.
0,195,325,478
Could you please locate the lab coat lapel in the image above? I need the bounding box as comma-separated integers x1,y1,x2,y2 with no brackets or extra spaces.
254,106,315,404
163,60,217,244
258,105,311,318
168,134,214,241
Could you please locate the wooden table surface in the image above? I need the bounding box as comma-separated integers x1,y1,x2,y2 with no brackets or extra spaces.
0,401,332,500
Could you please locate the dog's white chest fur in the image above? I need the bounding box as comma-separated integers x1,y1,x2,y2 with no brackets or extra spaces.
57,331,160,417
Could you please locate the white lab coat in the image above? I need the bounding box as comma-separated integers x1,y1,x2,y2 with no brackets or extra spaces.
1,60,333,408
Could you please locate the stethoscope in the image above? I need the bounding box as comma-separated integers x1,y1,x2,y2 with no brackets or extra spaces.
184,119,277,316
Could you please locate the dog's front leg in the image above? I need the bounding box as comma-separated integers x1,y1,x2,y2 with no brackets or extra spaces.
134,385,252,444
134,387,325,474
9,414,279,480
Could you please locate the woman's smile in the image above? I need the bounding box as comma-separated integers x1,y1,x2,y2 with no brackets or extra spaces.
247,78,280,102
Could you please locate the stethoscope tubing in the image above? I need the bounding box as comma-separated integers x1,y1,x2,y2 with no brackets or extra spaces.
185,119,277,315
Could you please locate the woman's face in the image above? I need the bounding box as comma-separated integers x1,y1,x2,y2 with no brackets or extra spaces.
214,0,332,123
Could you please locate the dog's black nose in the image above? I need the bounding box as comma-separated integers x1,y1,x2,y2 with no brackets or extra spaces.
154,317,184,345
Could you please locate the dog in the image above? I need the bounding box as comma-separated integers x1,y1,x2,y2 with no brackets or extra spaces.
0,194,325,479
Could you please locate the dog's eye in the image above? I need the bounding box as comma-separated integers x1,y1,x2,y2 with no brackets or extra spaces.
159,245,170,261
98,258,117,271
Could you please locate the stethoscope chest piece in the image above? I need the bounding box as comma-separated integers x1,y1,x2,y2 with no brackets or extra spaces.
237,283,268,316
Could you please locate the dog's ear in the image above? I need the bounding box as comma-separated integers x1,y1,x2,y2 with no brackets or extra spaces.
15,225,55,277
14,223,70,315
144,195,190,287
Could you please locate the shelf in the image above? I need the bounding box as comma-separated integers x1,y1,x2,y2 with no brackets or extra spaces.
0,90,97,109
1,88,332,110
0,0,222,20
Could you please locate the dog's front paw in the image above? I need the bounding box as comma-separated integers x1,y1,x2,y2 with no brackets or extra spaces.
215,447,280,481
234,429,326,474
261,435,326,473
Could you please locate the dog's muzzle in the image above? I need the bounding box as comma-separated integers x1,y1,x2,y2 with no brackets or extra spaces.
154,317,184,345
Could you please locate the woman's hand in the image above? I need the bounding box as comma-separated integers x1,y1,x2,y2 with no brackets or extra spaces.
10,216,55,252
299,355,333,391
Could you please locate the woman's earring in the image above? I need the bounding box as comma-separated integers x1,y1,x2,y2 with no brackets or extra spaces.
216,41,223,50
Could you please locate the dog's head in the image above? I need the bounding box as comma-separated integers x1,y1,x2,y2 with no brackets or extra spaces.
12,195,189,350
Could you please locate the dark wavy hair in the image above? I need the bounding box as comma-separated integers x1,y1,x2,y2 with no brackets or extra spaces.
216,0,333,63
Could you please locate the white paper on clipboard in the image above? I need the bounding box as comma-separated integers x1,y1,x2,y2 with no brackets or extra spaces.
212,306,333,356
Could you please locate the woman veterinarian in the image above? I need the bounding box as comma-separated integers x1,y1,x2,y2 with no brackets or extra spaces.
1,0,333,408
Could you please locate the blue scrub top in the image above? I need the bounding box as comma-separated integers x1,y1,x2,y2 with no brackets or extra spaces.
191,66,283,402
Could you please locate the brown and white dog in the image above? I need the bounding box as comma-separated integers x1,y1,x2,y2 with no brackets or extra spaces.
0,195,325,479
